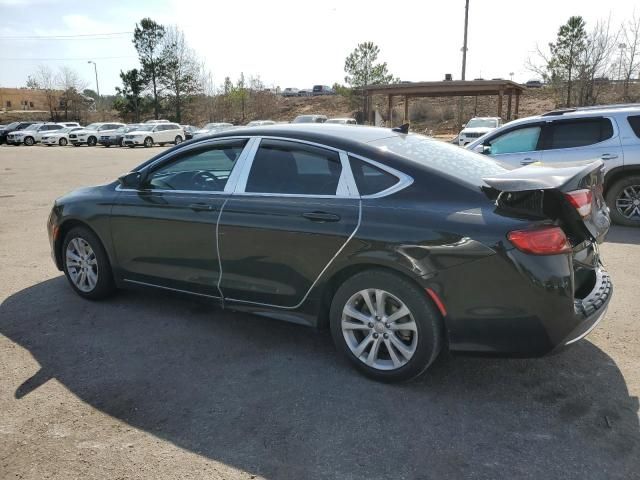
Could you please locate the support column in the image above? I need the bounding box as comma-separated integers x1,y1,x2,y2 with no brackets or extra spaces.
404,95,409,123
388,95,393,127
507,92,513,121
497,89,504,119
514,92,521,119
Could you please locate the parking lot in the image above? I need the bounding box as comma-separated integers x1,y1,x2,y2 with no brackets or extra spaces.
0,144,639,479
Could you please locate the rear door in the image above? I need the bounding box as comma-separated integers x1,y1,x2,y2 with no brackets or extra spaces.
218,138,360,307
483,123,544,167
540,117,623,169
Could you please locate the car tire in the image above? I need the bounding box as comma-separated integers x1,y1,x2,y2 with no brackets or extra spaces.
329,269,442,382
62,226,116,300
174,135,183,145
87,136,97,147
606,176,640,227
24,136,35,146
59,138,68,146
144,137,153,148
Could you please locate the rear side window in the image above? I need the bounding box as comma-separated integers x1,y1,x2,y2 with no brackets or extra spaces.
245,140,342,195
349,157,398,195
628,116,640,138
370,134,506,187
545,118,613,149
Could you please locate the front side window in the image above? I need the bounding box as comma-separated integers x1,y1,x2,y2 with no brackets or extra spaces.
546,118,613,149
489,126,541,155
245,140,342,195
146,140,246,192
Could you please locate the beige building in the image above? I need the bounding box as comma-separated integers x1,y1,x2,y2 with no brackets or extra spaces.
0,87,64,113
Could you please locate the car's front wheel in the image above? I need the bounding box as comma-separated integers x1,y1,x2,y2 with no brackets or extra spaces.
330,269,442,382
24,136,35,146
174,135,183,145
87,136,97,147
144,137,153,148
606,176,640,227
59,137,68,146
62,226,115,300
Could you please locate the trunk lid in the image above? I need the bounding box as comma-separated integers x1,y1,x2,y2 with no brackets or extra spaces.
483,160,610,244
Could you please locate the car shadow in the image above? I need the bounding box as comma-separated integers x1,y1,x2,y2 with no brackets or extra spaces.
1,277,638,479
605,225,640,245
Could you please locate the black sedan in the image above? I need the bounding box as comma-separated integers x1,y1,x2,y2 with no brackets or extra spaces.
47,124,612,381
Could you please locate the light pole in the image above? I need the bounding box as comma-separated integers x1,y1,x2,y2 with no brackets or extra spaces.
617,43,626,81
457,0,470,130
87,60,100,102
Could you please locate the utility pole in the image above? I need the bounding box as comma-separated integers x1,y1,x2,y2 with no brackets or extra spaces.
87,60,100,119
457,0,470,131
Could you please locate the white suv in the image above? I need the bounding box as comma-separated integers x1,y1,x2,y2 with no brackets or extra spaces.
457,117,502,146
466,104,640,227
6,123,64,146
70,122,125,146
124,123,184,147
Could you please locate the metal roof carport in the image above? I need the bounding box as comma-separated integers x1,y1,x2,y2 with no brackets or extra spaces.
362,80,526,126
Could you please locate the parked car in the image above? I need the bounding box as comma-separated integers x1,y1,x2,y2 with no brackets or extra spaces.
0,121,36,144
525,79,543,88
326,118,357,125
282,88,299,97
41,126,84,146
457,117,502,146
192,122,234,138
144,119,170,124
124,122,184,147
58,122,81,128
6,123,64,146
298,89,312,97
312,85,334,96
47,124,611,382
466,104,640,226
70,123,125,147
292,115,327,124
181,125,197,140
246,120,276,127
98,124,141,147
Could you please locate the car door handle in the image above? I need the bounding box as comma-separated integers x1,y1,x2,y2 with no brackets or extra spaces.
302,211,341,222
188,202,211,211
520,158,536,165
601,153,618,160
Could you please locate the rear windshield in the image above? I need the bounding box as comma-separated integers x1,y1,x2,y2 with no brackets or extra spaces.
369,134,506,186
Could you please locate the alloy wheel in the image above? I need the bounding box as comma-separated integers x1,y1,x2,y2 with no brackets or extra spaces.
341,289,418,370
65,237,99,292
144,137,153,147
616,185,640,220
59,138,68,146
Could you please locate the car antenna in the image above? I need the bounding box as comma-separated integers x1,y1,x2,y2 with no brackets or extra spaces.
392,123,410,134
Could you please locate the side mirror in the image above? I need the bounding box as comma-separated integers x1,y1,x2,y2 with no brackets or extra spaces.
481,145,492,155
118,171,142,189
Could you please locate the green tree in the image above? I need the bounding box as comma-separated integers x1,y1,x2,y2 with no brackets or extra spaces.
116,68,145,122
344,42,394,88
547,16,587,106
133,18,166,119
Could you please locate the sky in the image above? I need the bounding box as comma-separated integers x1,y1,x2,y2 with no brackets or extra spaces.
0,0,637,95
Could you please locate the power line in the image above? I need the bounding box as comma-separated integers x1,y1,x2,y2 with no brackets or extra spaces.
0,31,133,40
0,55,136,61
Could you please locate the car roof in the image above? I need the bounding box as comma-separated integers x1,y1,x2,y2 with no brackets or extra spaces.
504,104,640,128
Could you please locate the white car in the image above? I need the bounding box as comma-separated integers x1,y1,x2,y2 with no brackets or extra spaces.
144,119,170,124
192,122,234,138
246,120,276,127
123,122,184,147
58,122,81,128
6,123,64,146
69,122,125,147
457,117,502,146
325,118,357,125
41,126,84,146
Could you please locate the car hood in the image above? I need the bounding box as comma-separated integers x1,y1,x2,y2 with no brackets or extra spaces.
126,130,153,135
73,129,99,135
42,132,65,137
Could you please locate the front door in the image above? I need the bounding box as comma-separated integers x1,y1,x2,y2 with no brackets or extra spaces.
110,139,248,296
218,139,360,307
484,124,544,168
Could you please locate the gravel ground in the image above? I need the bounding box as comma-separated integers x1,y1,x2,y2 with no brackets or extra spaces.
1,144,639,480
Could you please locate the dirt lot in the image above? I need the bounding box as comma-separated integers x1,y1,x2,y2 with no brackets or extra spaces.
0,145,639,480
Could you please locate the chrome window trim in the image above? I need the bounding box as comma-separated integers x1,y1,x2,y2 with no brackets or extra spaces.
346,152,414,199
224,199,362,310
232,136,356,199
114,136,256,195
123,279,221,300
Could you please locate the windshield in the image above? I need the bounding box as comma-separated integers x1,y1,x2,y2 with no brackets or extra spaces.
369,134,506,187
60,127,75,133
293,116,315,123
84,123,101,130
133,125,155,132
4,122,19,129
466,119,498,129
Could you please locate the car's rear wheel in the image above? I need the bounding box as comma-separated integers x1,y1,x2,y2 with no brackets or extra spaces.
62,226,115,300
606,176,640,227
87,136,97,147
59,137,68,146
24,136,35,146
144,137,153,148
330,269,442,382
174,135,183,145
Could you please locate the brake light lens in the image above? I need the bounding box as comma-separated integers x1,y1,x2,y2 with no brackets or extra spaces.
564,189,593,218
508,226,571,255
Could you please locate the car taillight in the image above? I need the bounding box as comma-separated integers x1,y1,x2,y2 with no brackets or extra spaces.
564,189,592,218
507,226,571,255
